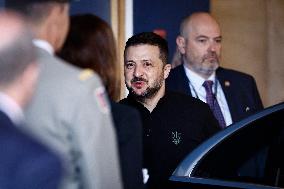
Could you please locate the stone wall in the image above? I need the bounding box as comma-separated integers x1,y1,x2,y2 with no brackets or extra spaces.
211,0,284,107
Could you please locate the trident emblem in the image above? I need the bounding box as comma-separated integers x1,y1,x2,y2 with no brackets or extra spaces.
172,131,182,145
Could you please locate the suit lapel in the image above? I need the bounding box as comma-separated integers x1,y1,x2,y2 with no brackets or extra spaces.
0,110,16,129
216,68,238,122
176,65,193,96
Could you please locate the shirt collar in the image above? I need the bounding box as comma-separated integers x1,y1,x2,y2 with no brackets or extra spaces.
127,91,170,114
33,39,54,55
0,92,24,125
183,64,216,90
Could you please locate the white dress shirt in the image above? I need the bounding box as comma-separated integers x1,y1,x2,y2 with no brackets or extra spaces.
0,92,24,125
33,39,54,55
184,65,233,126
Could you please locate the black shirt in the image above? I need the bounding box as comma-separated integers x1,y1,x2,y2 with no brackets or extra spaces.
120,91,220,189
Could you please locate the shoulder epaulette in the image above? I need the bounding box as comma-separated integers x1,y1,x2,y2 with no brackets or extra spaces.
78,69,94,81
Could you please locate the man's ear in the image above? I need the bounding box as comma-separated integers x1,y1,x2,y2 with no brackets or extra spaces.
176,36,186,54
163,64,172,79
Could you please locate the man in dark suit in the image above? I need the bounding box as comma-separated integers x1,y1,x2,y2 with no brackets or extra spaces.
120,32,220,189
166,12,263,126
0,12,62,189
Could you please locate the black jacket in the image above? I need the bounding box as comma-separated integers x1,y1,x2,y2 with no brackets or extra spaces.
111,102,145,189
120,91,220,189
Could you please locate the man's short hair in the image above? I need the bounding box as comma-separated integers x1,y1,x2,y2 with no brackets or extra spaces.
5,0,70,24
124,32,169,65
6,0,70,6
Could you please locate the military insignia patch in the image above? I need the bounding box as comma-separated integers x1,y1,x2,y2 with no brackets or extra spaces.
78,69,94,81
171,131,182,145
94,87,110,114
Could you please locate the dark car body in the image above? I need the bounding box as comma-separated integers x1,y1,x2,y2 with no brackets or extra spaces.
170,102,284,189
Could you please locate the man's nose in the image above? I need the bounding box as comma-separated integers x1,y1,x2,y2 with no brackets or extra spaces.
134,65,144,77
208,42,217,52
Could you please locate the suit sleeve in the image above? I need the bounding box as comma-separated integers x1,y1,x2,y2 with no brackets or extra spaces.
250,77,263,110
112,104,145,189
17,151,63,189
8,130,63,189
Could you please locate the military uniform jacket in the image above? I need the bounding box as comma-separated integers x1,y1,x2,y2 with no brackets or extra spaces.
120,91,220,189
24,47,122,189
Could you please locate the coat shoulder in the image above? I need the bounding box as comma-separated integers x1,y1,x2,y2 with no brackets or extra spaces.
217,67,254,81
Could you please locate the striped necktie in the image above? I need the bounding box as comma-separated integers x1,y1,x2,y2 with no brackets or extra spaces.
203,80,226,129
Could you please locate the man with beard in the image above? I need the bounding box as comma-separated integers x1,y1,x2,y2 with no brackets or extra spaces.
120,32,220,189
166,12,263,128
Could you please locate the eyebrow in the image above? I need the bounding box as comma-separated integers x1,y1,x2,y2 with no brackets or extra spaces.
125,59,152,64
195,35,222,41
196,35,222,38
141,59,152,62
196,35,209,38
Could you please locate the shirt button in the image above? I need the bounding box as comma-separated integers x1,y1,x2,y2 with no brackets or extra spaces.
146,129,151,137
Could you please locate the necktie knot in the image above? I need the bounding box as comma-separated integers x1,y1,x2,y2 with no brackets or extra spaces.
203,80,214,95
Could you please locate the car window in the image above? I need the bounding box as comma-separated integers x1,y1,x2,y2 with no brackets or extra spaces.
192,109,284,187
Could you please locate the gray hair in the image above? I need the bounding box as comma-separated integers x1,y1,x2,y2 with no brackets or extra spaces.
5,2,65,25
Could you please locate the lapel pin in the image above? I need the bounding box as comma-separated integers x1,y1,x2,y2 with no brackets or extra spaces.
245,107,250,112
224,81,230,87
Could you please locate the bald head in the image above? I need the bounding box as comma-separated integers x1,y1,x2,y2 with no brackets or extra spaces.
180,12,221,38
177,12,222,79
